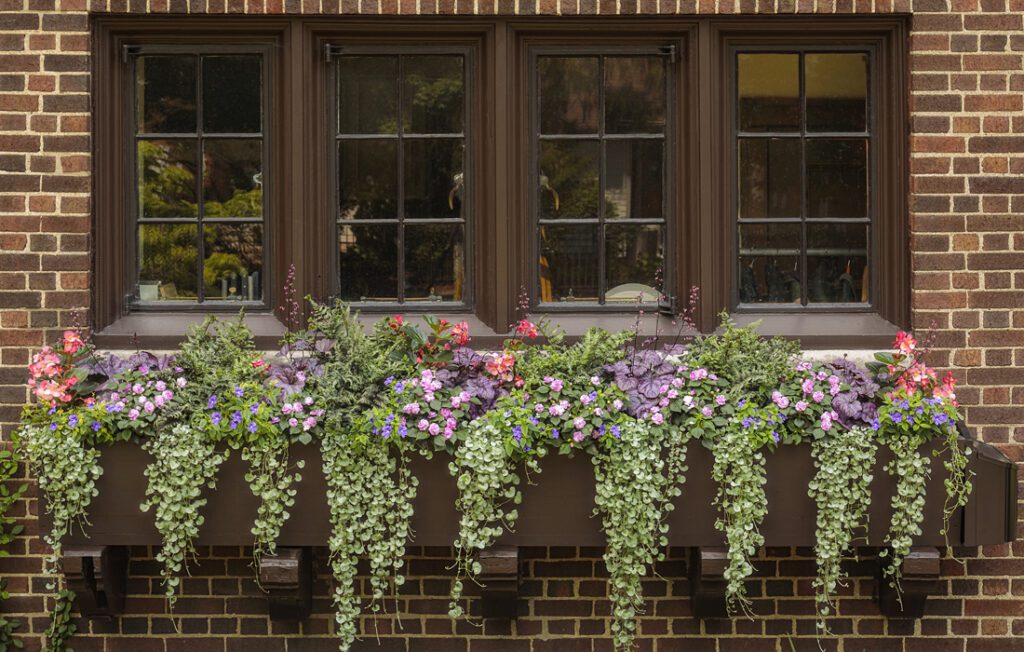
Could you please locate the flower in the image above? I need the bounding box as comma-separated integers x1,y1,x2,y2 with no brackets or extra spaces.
651,412,665,425
62,330,85,355
302,417,316,431
820,411,834,431
403,402,421,415
451,321,471,345
234,386,244,398
612,399,624,411
67,414,79,428
211,411,222,425
287,417,299,428
549,378,564,392
812,391,825,403
794,400,808,413
689,368,708,381
701,406,713,418
801,378,815,394
573,416,586,429
247,422,258,433
515,319,539,338
428,423,441,436
91,420,102,432
572,430,585,443
208,395,217,409
895,331,917,356
128,408,140,421
485,351,516,382
715,394,727,406
771,391,790,409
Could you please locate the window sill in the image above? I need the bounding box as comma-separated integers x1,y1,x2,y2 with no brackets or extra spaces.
729,311,901,350
93,312,286,350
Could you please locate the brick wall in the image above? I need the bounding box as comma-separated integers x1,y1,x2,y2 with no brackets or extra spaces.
2,1,1023,651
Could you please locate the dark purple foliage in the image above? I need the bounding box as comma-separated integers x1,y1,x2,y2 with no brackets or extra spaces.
267,355,323,399
79,351,176,391
605,348,677,417
829,356,880,428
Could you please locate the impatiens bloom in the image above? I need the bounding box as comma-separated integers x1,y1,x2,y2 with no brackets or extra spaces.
820,411,835,431
771,391,790,409
794,400,808,413
485,351,516,382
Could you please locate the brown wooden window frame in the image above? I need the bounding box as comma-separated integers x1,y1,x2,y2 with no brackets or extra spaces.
92,16,907,350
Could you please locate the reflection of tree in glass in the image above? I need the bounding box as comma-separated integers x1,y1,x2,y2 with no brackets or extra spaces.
604,57,665,133
204,189,262,218
406,226,462,300
203,225,262,297
539,143,601,219
405,71,463,133
605,227,662,291
139,224,198,298
139,141,197,218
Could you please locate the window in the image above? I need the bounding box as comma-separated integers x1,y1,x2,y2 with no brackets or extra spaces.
333,49,471,307
131,50,267,306
734,50,872,308
532,50,671,307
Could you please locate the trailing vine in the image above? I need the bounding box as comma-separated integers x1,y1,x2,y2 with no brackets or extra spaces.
878,428,928,595
808,427,876,630
42,589,76,652
0,446,27,651
591,420,673,651
242,435,303,563
141,424,228,605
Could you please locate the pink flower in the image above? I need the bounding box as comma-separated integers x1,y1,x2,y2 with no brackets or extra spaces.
651,412,665,425
895,331,917,356
715,394,727,406
128,408,140,421
549,379,564,392
534,403,545,414
417,419,430,431
771,391,790,409
590,376,601,386
403,402,421,415
820,411,834,431
62,330,84,355
573,417,585,429
451,321,471,345
580,393,593,406
612,399,624,411
689,368,708,381
288,418,299,428
176,377,187,388
701,406,713,418
515,319,539,339
304,396,314,406
801,378,815,394
812,391,825,403
572,430,585,442
667,389,679,400
302,417,316,431
428,423,441,436
671,377,684,388
795,400,808,412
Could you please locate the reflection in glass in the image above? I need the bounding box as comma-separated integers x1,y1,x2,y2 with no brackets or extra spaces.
137,55,196,134
203,224,264,301
338,139,398,220
138,139,198,218
738,223,802,304
806,53,868,133
538,140,600,219
605,140,663,220
338,223,399,302
138,223,198,301
403,56,465,134
605,57,666,134
539,56,600,134
539,225,598,303
807,223,868,303
405,224,464,302
605,224,663,303
338,56,398,135
738,53,800,132
806,139,868,218
203,139,263,217
202,56,262,134
738,139,801,219
404,139,464,220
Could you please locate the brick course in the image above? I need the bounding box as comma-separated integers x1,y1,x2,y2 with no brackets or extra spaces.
1,1,1023,650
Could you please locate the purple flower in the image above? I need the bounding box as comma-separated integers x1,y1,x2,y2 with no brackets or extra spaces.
49,422,58,431
651,412,664,425
428,423,441,436
67,414,79,427
128,408,140,421
689,368,708,381
552,428,560,439
91,420,102,432
715,394,727,406
208,395,218,409
155,380,167,392
234,386,244,398
211,411,222,425
701,406,713,418
512,425,523,443
403,402,421,415
550,379,564,392
288,417,299,428
801,378,815,394
572,430,585,443
812,391,825,404
250,403,259,414
932,413,949,426
611,425,621,438
247,422,258,433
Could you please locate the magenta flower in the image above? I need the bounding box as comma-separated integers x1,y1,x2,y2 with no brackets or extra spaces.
403,402,421,415
428,423,441,436
812,391,825,403
771,391,790,409
417,418,429,431
550,379,564,392
651,412,665,425
795,400,808,412
288,417,299,428
715,394,727,406
701,406,713,418
820,412,833,431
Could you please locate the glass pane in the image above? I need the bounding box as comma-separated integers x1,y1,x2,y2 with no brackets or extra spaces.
605,140,663,220
202,56,261,134
605,224,663,304
138,223,198,301
405,224,464,302
404,139,464,221
538,224,598,303
138,139,198,218
738,223,802,304
806,53,868,133
203,139,263,218
338,56,398,135
738,138,801,219
203,224,264,301
738,53,800,133
806,139,868,218
137,55,196,134
338,223,399,302
538,56,599,135
538,140,600,220
338,139,398,220
403,55,464,134
605,57,666,134
807,223,869,304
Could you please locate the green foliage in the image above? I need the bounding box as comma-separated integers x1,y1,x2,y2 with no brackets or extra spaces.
878,430,928,598
175,314,262,413
687,314,800,397
243,435,303,564
809,427,876,631
515,327,629,386
42,589,76,652
0,447,27,651
141,424,228,606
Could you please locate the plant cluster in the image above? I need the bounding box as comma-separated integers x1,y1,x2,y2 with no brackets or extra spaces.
0,447,27,650
16,305,974,652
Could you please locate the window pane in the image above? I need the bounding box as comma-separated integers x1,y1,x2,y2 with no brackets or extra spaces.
137,55,196,134
403,55,464,134
203,139,263,218
806,53,868,133
806,139,868,218
405,224,464,302
605,57,666,134
202,56,261,134
605,140,663,220
739,223,802,304
338,139,398,220
605,224,663,304
404,139,464,221
539,224,598,303
338,223,399,302
203,224,264,301
138,139,198,218
138,223,198,301
738,138,801,219
738,53,799,133
538,140,600,220
807,223,868,304
339,56,398,135
538,56,599,135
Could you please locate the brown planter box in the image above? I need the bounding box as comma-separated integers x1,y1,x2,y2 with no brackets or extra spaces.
53,425,1015,549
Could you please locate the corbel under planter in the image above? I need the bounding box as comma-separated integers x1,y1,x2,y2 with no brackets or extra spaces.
64,545,129,617
258,546,313,621
478,545,520,619
875,546,940,619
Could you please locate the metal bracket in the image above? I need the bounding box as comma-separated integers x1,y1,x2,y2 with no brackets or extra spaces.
258,547,313,621
876,547,940,619
689,547,729,618
64,545,130,617
478,545,519,619
324,44,343,64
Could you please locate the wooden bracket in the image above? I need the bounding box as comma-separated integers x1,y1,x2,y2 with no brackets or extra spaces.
689,547,729,618
64,545,129,617
258,547,312,621
478,545,519,619
876,546,940,619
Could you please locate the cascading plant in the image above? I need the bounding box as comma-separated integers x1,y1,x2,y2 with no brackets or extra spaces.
0,446,27,649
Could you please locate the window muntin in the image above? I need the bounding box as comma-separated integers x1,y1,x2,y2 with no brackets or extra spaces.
133,53,266,305
335,52,469,305
533,52,670,307
735,50,871,308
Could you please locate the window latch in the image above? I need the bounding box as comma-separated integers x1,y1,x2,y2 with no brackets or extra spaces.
658,293,677,316
324,44,343,64
659,44,676,65
121,45,141,64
